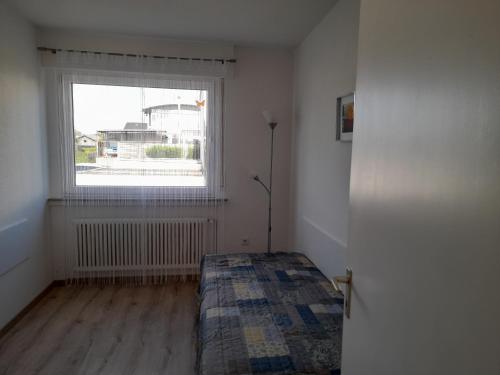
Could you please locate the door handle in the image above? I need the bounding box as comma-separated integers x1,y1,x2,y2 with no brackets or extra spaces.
331,268,352,319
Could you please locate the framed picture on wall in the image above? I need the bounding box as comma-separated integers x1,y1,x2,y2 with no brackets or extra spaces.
336,93,355,142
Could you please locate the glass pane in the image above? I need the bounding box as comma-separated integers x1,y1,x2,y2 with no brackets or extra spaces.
72,83,207,187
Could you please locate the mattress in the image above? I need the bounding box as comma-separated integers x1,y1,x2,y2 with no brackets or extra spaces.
198,252,343,374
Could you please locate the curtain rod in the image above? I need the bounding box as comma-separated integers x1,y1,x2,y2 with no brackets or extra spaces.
37,46,237,64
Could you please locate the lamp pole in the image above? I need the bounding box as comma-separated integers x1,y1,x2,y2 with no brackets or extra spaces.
253,120,277,254
267,122,276,253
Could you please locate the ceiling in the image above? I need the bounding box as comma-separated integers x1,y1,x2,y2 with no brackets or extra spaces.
6,0,337,47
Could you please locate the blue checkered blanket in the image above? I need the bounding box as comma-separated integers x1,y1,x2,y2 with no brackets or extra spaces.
198,252,343,374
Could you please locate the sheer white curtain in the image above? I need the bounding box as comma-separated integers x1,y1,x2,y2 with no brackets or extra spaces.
43,50,228,284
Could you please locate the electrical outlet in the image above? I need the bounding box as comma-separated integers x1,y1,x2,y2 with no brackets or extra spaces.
241,238,249,246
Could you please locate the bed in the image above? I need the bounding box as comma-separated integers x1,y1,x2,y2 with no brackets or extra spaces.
198,252,344,374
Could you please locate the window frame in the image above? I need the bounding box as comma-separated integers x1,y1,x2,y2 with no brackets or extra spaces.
59,71,223,200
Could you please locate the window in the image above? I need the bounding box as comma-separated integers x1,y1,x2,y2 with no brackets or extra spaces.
60,73,223,199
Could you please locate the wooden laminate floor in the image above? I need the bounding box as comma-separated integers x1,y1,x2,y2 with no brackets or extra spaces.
0,282,199,375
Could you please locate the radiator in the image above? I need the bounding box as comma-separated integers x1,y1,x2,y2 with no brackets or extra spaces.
70,218,216,282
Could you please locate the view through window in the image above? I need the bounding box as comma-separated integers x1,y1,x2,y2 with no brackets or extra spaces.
72,83,208,188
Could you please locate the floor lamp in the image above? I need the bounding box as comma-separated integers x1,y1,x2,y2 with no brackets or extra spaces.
253,110,277,254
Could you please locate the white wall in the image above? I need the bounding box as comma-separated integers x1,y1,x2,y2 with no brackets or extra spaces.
0,4,51,328
224,47,293,252
43,35,293,275
290,0,360,278
342,0,500,373
37,28,235,60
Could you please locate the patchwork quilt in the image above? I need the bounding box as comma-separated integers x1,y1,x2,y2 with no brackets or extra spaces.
198,252,343,375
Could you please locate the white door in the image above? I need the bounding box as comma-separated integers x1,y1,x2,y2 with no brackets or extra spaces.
341,1,500,374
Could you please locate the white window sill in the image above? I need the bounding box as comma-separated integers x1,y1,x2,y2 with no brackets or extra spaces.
47,197,228,207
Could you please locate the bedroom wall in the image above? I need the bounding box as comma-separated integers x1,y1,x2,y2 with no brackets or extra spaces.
0,4,51,329
289,0,360,278
37,28,235,60
42,31,293,276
